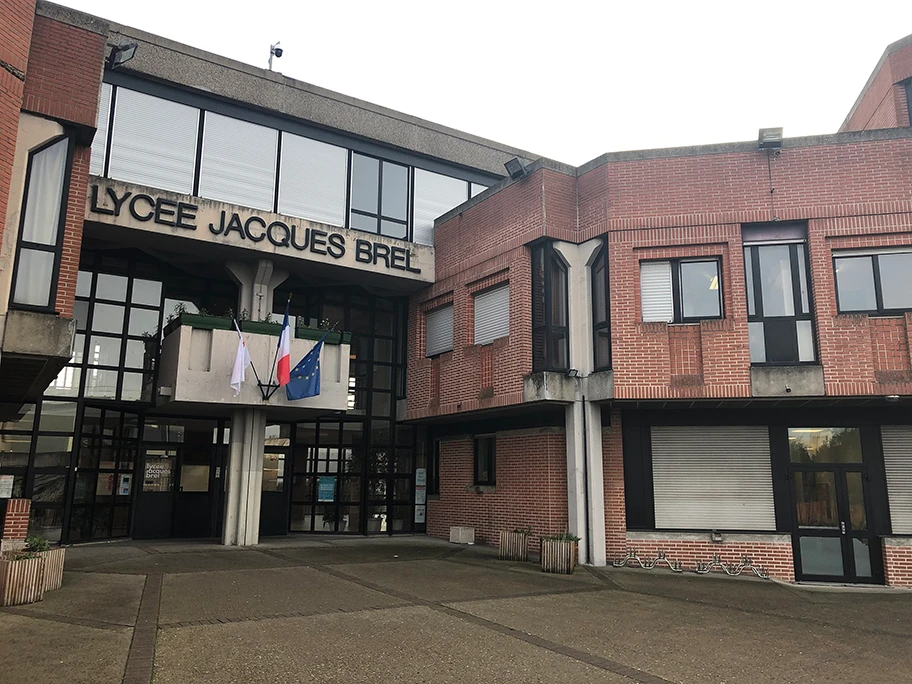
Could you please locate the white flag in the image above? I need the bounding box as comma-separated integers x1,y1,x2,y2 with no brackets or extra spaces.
230,320,251,396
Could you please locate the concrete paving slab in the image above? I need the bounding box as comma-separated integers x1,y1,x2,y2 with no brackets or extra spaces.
76,548,294,575
0,612,131,684
451,588,912,684
270,542,457,565
159,565,408,624
154,605,630,684
62,543,153,570
13,571,144,626
331,558,602,603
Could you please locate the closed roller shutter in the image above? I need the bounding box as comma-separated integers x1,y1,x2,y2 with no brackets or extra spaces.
199,113,277,211
413,169,468,246
425,305,454,357
89,82,112,177
278,133,347,227
881,426,912,534
108,88,199,194
640,261,673,322
474,284,509,345
651,426,775,530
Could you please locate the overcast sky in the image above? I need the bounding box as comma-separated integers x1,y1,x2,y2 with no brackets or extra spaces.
56,0,912,166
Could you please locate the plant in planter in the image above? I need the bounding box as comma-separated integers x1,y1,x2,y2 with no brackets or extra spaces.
26,535,65,592
163,303,233,337
0,541,47,607
499,526,532,561
540,532,580,575
240,313,283,336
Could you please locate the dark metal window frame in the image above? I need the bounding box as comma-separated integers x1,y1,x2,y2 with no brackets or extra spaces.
348,151,410,240
833,251,912,316
473,435,496,486
531,241,570,372
591,238,611,371
744,241,817,365
640,256,724,324
9,134,75,313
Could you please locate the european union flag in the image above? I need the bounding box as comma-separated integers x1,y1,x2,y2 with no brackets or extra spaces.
285,333,328,401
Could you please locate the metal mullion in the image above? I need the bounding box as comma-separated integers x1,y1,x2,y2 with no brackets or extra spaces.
543,244,553,369
376,160,384,235
273,131,283,214
192,110,205,196
102,85,117,178
871,255,886,314
670,260,683,323
750,246,764,319
344,150,353,230
788,244,804,318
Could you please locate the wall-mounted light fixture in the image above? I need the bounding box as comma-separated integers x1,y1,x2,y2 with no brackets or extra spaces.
107,43,138,69
711,530,723,543
504,157,527,180
566,368,579,378
758,127,783,149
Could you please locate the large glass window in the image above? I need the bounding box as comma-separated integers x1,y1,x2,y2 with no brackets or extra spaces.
788,428,863,464
532,242,569,371
744,235,815,364
834,251,912,314
349,153,409,239
12,136,71,309
640,258,722,323
591,243,611,370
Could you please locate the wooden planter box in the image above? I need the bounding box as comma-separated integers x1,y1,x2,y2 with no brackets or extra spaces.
541,539,578,575
499,531,530,561
0,555,46,606
163,314,233,337
39,547,65,592
240,320,283,336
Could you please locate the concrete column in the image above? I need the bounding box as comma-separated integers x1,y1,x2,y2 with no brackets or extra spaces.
222,407,266,546
564,400,588,563
226,258,289,322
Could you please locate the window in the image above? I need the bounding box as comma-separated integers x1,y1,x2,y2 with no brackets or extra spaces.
278,133,347,227
474,436,495,485
834,251,912,314
640,258,722,323
591,242,611,370
11,136,71,310
349,153,409,240
473,284,510,345
413,169,468,246
532,243,569,371
425,304,454,357
744,230,815,364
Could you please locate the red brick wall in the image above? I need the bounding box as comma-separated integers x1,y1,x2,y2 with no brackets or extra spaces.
841,41,912,132
1,499,31,540
883,541,912,588
55,145,89,316
426,430,568,551
617,536,796,583
0,0,35,253
602,411,626,557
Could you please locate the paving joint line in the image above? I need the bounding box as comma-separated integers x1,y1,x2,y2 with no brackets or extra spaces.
0,607,128,631
122,572,162,684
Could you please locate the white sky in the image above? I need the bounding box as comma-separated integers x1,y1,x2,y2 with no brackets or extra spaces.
56,0,912,166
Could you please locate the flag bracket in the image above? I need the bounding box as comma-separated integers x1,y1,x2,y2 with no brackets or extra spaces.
257,381,282,402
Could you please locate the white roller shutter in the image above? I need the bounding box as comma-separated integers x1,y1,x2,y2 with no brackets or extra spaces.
881,426,912,534
471,183,487,198
640,261,673,322
107,88,199,194
89,82,112,176
413,169,468,246
278,133,347,227
474,284,509,345
425,305,454,357
199,113,277,211
651,426,775,530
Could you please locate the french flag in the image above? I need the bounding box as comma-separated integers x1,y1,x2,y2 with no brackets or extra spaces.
276,303,291,387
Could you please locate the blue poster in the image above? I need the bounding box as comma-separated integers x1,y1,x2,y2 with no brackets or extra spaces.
317,476,336,502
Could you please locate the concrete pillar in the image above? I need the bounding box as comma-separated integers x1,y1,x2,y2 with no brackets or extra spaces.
222,407,266,546
226,258,289,322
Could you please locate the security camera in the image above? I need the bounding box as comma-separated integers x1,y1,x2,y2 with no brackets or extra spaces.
268,42,283,71
273,46,283,58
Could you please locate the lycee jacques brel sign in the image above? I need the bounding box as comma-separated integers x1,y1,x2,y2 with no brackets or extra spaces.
86,179,433,282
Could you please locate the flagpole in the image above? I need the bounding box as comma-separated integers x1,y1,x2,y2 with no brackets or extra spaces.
266,294,291,388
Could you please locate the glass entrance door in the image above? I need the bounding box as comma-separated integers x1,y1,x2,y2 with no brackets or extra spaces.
134,447,177,538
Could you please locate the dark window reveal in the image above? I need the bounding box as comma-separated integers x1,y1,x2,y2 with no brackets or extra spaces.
834,252,912,314
591,242,611,370
474,436,495,486
349,152,409,240
640,258,722,323
532,242,570,371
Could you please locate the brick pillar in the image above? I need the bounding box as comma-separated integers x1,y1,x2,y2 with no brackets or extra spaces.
882,538,912,588
1,499,31,540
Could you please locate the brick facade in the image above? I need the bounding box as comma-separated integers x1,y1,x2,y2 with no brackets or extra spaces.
883,540,912,588
841,37,912,132
1,499,30,541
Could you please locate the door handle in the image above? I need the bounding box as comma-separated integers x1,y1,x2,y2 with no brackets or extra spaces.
840,521,846,535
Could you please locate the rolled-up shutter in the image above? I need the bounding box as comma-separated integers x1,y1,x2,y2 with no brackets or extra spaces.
881,426,912,534
651,426,775,530
199,113,277,211
413,169,468,246
90,82,112,176
474,284,509,345
278,133,347,227
107,88,199,194
640,261,673,322
425,305,454,357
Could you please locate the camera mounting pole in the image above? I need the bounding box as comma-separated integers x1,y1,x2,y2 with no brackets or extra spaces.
268,42,282,71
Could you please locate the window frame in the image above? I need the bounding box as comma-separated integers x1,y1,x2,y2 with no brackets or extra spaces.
424,303,454,358
473,283,510,346
10,134,74,313
531,241,570,372
591,239,611,371
640,257,724,324
833,250,912,316
347,151,410,241
473,435,496,486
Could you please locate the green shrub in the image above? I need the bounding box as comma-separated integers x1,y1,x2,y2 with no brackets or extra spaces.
25,536,50,554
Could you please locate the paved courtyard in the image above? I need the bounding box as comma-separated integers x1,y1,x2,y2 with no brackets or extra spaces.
0,536,910,684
